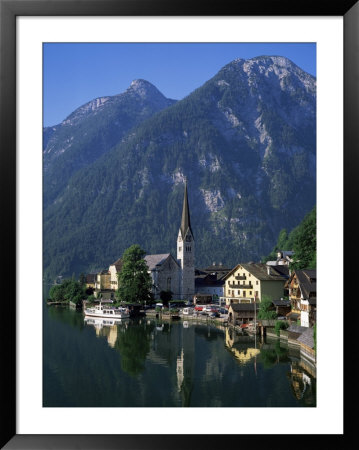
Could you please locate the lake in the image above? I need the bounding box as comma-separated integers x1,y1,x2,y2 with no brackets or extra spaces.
43,301,316,407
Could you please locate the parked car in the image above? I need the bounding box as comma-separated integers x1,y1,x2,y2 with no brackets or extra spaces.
209,311,220,318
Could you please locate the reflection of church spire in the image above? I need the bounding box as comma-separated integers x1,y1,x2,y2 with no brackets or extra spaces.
177,322,195,407
176,349,184,391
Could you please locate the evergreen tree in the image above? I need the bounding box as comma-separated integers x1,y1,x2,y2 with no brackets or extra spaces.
290,206,316,269
116,244,152,304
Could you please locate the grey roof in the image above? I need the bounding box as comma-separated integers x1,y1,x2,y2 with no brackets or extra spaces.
109,258,123,272
240,263,288,281
297,327,315,348
144,253,177,270
272,299,291,307
195,275,224,287
295,269,316,299
308,298,317,306
287,324,307,335
271,265,289,278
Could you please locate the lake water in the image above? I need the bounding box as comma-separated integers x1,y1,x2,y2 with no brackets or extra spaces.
43,300,316,408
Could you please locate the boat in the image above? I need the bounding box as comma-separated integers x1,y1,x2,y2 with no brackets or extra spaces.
84,301,130,319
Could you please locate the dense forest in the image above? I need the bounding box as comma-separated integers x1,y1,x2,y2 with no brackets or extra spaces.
263,206,316,269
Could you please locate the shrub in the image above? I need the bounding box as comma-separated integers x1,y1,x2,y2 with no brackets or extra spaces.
274,320,289,336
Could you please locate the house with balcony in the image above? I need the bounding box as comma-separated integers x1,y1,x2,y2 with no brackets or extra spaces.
223,263,288,306
194,262,231,302
285,269,316,327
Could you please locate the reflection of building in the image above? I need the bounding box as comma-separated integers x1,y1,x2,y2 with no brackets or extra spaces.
288,361,316,405
225,328,260,363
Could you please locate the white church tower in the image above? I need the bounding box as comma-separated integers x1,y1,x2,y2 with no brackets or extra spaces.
177,182,195,300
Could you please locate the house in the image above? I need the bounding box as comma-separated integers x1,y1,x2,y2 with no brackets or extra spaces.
108,258,123,291
94,270,111,292
194,263,231,301
223,263,288,306
271,298,291,317
266,250,294,266
195,263,231,301
228,303,260,326
285,269,316,327
85,273,97,290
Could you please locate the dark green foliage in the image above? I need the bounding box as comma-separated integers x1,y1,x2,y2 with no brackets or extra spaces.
116,244,152,304
49,279,86,306
263,206,316,269
160,290,173,306
274,320,289,336
257,296,277,320
290,207,316,269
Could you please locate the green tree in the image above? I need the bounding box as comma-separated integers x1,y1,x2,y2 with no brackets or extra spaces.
49,278,86,306
160,290,173,306
116,244,152,304
257,296,277,320
290,207,316,270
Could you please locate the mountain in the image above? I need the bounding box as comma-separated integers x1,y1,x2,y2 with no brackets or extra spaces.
43,79,176,208
43,56,316,280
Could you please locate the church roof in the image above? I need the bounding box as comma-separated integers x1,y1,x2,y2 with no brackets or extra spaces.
180,182,194,239
144,253,174,270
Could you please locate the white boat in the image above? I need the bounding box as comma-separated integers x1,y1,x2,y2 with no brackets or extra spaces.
182,307,194,315
84,302,130,319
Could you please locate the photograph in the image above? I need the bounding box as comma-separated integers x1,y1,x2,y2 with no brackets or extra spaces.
43,42,317,408
2,1,353,447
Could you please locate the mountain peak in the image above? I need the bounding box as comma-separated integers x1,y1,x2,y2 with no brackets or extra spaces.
126,79,165,100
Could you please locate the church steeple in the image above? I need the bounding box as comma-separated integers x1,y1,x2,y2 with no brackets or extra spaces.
177,181,195,301
180,182,193,239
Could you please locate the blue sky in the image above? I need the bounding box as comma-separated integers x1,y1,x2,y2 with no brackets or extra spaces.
43,43,316,127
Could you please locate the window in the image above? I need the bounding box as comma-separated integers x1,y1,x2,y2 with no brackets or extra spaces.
167,277,171,291
249,291,252,295
179,247,182,252
256,281,258,285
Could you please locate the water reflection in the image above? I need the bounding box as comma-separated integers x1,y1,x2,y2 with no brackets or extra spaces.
224,328,260,365
287,360,316,406
45,305,316,407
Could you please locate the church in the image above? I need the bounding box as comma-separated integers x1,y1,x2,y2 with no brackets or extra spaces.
106,182,195,301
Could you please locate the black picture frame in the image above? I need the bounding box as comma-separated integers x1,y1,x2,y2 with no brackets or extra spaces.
1,0,355,448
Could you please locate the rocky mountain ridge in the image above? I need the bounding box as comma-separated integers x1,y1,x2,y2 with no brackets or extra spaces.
43,55,316,280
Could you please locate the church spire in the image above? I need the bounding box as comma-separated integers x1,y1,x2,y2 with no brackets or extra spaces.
180,181,193,239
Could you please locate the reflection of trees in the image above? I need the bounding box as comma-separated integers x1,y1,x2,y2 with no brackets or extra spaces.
260,341,289,368
46,306,85,331
114,321,154,377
